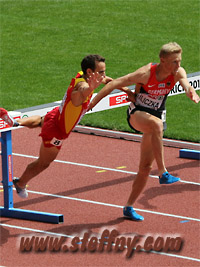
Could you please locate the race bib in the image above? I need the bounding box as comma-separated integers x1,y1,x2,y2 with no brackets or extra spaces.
50,137,63,147
136,93,164,110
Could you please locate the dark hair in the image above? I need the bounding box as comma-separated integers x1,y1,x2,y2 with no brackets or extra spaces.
81,54,105,74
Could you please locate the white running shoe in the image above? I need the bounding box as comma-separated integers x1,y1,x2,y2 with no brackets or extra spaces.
13,177,28,198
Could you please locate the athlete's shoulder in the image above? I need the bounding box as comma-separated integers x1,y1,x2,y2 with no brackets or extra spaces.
74,71,87,88
135,63,152,84
138,62,152,72
131,63,151,78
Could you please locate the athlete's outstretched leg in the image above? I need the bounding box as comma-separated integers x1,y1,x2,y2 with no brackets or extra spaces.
17,116,44,128
0,107,43,128
123,133,154,221
126,133,154,206
13,142,59,198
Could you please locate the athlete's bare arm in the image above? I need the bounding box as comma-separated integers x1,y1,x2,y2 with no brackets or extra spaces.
176,67,200,103
71,73,104,107
89,64,151,109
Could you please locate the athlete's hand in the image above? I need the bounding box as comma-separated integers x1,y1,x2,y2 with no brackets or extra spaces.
126,90,136,103
102,76,113,84
189,91,200,103
87,72,104,91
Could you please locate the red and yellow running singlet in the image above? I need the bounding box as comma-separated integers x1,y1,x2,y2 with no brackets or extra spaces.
57,71,93,137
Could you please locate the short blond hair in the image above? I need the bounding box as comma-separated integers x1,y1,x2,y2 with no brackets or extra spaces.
159,42,182,58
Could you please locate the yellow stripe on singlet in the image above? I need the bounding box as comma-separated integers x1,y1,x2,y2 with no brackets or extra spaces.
74,77,85,86
63,73,86,134
64,101,82,134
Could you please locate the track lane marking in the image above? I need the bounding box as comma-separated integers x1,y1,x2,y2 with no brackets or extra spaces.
12,152,200,186
1,185,199,222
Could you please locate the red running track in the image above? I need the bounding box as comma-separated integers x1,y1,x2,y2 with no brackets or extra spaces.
0,127,200,266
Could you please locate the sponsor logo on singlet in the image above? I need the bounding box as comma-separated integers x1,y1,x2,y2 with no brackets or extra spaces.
147,88,171,95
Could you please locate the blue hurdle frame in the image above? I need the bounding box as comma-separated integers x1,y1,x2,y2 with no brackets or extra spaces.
0,130,64,223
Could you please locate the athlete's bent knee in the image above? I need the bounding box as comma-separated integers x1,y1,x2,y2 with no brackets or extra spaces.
150,118,163,134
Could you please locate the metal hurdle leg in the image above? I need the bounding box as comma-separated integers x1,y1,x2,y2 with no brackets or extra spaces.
0,130,64,223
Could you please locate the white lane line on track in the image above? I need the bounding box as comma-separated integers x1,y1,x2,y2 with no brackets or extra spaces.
20,189,200,222
13,152,200,186
1,185,199,222
0,223,200,263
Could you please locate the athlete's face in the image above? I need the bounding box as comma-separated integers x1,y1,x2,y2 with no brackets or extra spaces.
94,61,106,79
161,53,182,75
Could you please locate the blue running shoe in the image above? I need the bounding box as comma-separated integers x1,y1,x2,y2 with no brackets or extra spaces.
123,206,144,221
159,171,180,184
